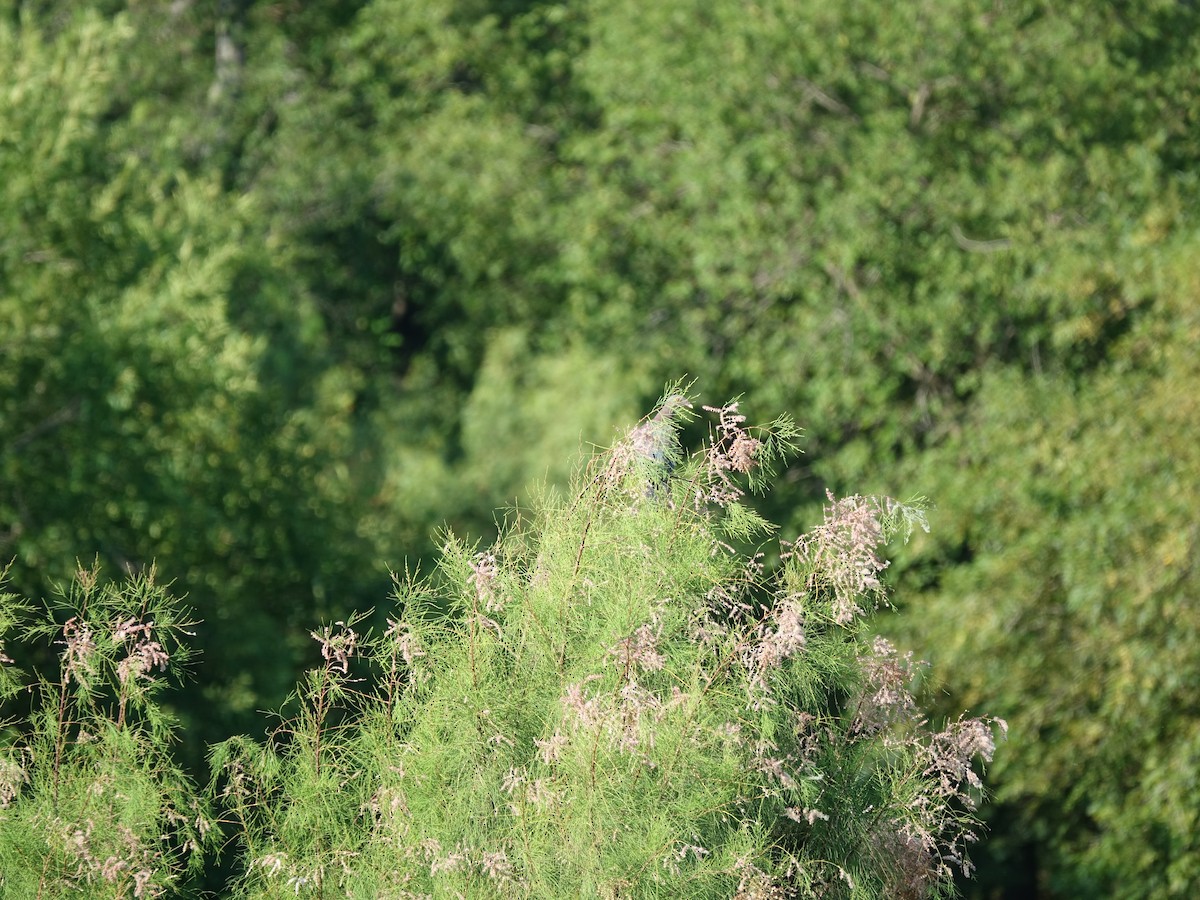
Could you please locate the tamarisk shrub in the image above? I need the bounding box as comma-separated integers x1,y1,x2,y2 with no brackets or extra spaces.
212,390,1004,898
0,564,215,898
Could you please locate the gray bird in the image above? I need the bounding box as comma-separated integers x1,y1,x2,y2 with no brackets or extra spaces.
630,394,691,495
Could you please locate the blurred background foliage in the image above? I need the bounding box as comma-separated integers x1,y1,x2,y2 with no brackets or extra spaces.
1,0,1197,896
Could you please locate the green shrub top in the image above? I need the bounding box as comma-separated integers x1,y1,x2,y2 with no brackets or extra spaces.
209,393,1003,899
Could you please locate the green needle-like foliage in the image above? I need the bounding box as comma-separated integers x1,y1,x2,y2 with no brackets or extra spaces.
213,394,1001,899
0,565,215,898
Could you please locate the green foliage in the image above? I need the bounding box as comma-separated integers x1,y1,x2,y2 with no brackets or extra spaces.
0,8,404,759
0,566,214,897
887,239,1200,898
3,1,1199,895
456,331,648,510
212,399,1000,898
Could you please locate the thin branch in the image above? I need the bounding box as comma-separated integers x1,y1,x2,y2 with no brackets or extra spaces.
795,77,859,121
951,224,1012,253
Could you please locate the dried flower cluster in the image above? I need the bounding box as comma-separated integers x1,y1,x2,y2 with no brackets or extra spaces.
785,491,895,624
312,620,360,675
561,675,683,755
59,815,164,898
853,636,923,736
60,616,97,682
114,618,171,686
410,838,519,887
384,618,426,668
0,753,27,808
469,551,502,613
870,714,1008,891
746,593,808,697
699,402,762,506
606,621,667,675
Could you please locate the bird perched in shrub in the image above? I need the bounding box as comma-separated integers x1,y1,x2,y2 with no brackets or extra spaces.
630,394,691,496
